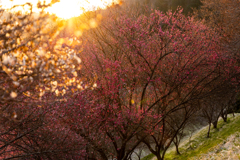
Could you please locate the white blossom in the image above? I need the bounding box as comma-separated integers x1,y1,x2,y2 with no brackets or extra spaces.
13,81,20,87
10,91,18,98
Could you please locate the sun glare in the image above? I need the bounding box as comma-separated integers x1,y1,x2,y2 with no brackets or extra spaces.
0,0,120,19
45,0,84,19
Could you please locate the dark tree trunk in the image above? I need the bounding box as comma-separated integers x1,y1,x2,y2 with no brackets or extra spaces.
221,113,228,122
175,145,181,155
173,139,181,155
207,123,211,138
212,120,218,128
156,153,163,160
221,108,228,122
117,148,125,160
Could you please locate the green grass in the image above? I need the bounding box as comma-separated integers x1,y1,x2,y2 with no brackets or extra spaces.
142,114,240,160
141,153,155,160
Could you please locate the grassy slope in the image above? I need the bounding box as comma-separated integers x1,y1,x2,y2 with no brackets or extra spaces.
142,113,240,160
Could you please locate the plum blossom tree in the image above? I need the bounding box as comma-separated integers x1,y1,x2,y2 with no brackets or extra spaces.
194,0,240,56
199,81,239,137
0,1,239,159
0,1,85,159
0,1,83,104
57,5,240,159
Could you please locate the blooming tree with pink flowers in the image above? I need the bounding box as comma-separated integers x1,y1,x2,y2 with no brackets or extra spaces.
55,6,240,160
0,1,85,159
1,1,240,159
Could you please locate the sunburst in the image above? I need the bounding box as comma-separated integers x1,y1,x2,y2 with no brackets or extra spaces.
1,0,121,19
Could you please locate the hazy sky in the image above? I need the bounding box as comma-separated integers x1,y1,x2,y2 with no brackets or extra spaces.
0,0,120,19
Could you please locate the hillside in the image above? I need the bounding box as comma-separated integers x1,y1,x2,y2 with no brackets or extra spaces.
142,113,240,160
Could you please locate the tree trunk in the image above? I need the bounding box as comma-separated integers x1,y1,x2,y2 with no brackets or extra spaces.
175,144,181,155
117,148,125,160
156,153,163,160
207,123,211,138
212,120,218,128
221,113,228,122
221,109,228,122
155,149,164,160
173,140,181,155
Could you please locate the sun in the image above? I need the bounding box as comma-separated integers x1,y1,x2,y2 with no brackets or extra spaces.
45,0,84,19
46,0,121,19
0,0,121,19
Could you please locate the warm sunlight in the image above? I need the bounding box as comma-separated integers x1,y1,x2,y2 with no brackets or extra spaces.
0,0,120,19
46,0,84,19
46,0,120,19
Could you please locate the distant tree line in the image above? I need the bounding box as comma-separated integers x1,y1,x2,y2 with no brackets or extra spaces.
154,0,201,14
130,0,202,14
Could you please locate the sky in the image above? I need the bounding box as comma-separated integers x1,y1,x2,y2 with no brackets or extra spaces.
0,0,120,19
